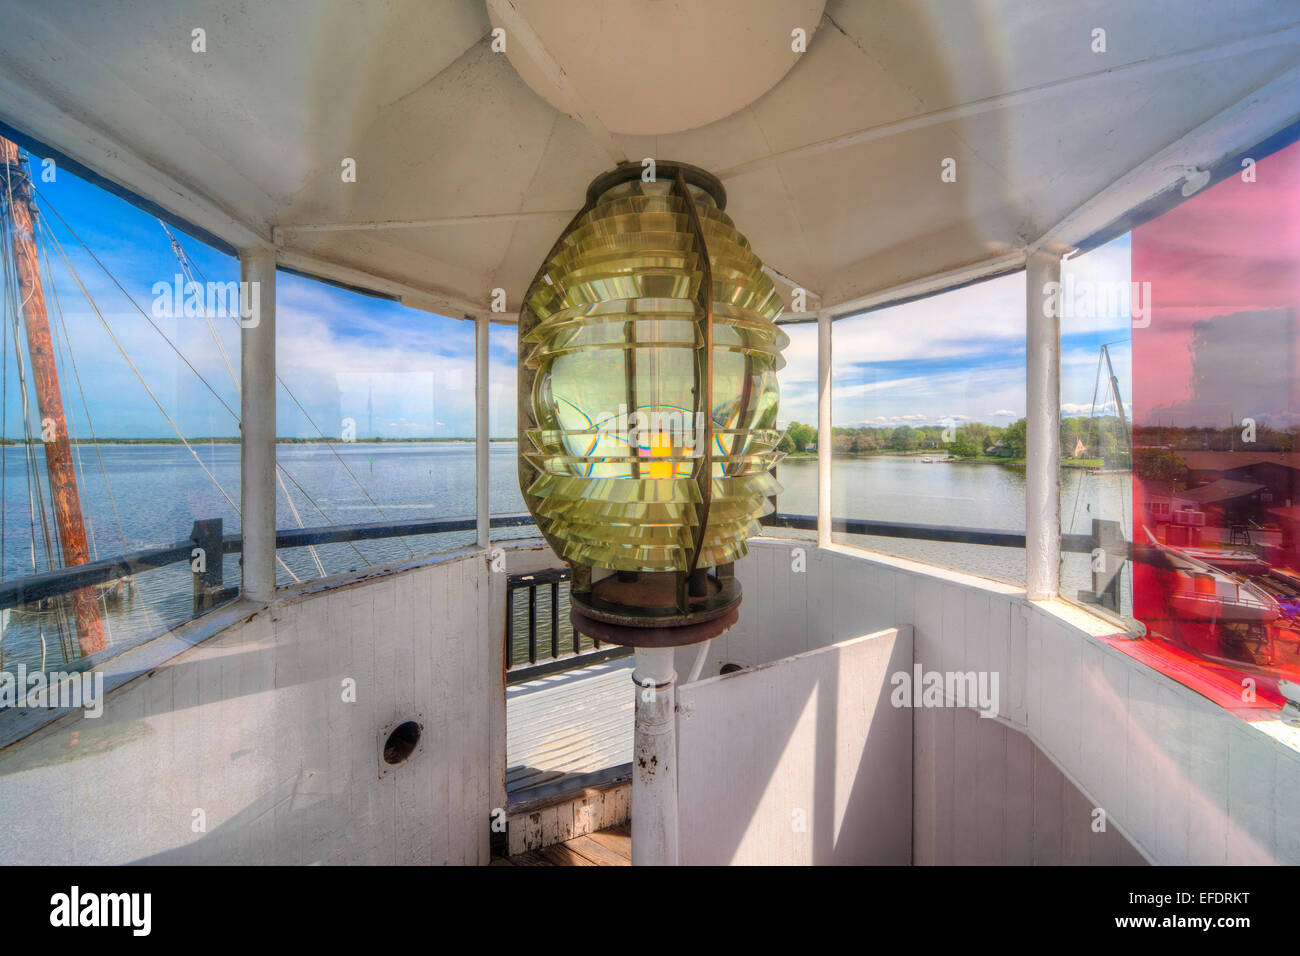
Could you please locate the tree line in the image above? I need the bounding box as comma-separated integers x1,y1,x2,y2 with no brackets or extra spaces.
779,415,1132,467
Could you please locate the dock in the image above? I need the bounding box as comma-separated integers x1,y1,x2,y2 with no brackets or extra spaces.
506,655,634,797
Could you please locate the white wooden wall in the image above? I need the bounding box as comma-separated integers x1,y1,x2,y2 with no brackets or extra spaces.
6,533,1292,866
714,538,1300,865
507,783,630,855
0,550,497,865
676,626,913,865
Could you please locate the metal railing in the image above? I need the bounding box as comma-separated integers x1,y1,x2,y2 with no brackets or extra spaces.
761,512,1115,553
0,512,534,613
761,512,1130,612
0,509,1131,622
504,567,632,683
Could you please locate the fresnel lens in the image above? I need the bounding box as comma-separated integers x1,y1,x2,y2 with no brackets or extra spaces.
518,162,787,646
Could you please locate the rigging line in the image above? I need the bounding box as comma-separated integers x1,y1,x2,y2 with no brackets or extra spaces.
169,233,414,554
167,232,413,565
4,275,72,658
35,220,175,649
166,229,415,562
160,226,340,576
159,220,238,390
274,461,373,569
172,236,413,560
1,172,38,574
37,221,308,589
276,467,326,578
4,166,70,585
1066,349,1106,537
36,216,130,555
8,298,39,573
31,189,239,423
36,220,100,560
39,224,121,651
1,172,76,661
165,238,372,571
277,552,302,585
3,218,51,575
272,381,416,557
41,224,241,513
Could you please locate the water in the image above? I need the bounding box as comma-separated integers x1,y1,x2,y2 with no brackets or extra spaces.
1,441,529,671
0,443,1129,672
774,455,1131,598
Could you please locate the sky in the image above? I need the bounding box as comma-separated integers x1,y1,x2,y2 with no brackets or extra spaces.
1130,139,1300,429
778,234,1134,431
8,151,1132,443
7,156,493,440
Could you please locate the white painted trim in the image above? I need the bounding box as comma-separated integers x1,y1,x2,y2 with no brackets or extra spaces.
0,74,270,252
272,209,580,236
0,544,491,753
714,22,1300,182
273,246,490,321
763,264,822,308
1025,250,1062,601
817,308,832,548
804,539,1025,598
982,706,1156,865
239,249,277,604
823,252,1025,320
476,313,491,551
1030,64,1300,254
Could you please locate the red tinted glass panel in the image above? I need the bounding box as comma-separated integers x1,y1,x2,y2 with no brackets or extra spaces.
1130,139,1300,714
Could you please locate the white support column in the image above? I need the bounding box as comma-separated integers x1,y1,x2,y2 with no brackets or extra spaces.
239,249,276,604
817,309,832,549
475,314,490,550
1025,250,1062,601
631,646,678,866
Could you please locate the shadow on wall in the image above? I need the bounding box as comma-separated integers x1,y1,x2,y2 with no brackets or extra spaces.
675,625,913,865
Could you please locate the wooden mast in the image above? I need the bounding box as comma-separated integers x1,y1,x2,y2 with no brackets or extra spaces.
0,137,106,656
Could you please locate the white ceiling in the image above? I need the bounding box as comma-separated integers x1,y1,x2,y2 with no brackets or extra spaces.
0,0,1297,320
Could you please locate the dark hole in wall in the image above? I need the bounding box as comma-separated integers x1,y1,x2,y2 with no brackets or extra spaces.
383,720,421,765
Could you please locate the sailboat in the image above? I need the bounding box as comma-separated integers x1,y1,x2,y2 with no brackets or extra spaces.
1137,526,1300,688
0,136,108,662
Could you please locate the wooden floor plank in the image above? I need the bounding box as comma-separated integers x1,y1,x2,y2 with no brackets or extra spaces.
539,843,598,866
564,834,630,866
508,850,554,866
585,827,631,859
503,825,632,867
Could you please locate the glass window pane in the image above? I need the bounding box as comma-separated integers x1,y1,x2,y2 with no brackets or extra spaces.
830,271,1028,584
1128,137,1300,715
2,152,240,674
490,320,532,545
1058,235,1134,621
770,319,817,542
274,278,475,580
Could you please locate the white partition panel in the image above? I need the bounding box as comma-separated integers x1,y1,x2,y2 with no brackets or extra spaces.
730,536,1300,864
676,625,913,865
0,549,498,865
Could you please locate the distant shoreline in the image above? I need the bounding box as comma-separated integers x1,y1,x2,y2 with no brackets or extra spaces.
0,437,519,446
781,450,1106,469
